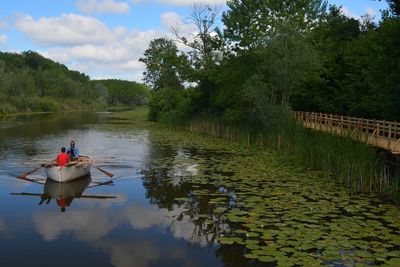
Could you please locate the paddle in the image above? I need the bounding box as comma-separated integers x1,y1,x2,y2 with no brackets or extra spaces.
17,166,42,180
94,166,114,178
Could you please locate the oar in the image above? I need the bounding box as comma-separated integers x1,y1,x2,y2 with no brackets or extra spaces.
17,166,42,180
94,166,114,178
79,195,117,199
88,180,114,188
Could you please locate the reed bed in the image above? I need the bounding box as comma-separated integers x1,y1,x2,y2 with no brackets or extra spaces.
169,113,399,202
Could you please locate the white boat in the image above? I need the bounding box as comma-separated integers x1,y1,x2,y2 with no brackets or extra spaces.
44,156,92,182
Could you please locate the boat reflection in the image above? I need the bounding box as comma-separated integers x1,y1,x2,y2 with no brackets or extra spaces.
11,175,116,212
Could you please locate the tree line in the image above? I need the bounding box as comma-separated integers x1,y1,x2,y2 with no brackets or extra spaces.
0,51,149,114
141,0,400,123
93,79,150,106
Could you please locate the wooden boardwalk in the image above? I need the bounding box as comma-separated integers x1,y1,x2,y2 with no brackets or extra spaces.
294,111,400,154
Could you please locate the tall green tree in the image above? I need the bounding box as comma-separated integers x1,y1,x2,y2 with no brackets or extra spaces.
291,5,361,114
223,0,327,106
380,0,400,16
139,38,186,91
172,4,224,108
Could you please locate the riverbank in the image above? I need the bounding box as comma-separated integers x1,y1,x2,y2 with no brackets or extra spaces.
3,107,399,266
107,107,400,266
0,104,140,118
112,107,399,203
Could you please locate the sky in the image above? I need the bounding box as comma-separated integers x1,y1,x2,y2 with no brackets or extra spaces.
0,0,389,82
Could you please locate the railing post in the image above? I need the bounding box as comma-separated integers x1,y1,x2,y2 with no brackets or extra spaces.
377,120,380,139
293,111,400,153
388,122,392,148
341,115,344,135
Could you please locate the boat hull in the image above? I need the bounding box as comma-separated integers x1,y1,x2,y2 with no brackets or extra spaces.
44,156,92,183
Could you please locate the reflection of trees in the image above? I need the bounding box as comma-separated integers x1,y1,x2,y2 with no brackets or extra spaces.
140,131,265,266
141,133,237,248
0,112,100,138
216,244,262,267
0,112,101,156
141,143,190,211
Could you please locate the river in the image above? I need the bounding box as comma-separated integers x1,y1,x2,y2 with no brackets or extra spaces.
0,110,399,267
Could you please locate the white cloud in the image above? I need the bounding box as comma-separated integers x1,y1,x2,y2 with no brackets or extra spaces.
12,11,191,82
96,241,161,267
39,26,162,81
33,200,214,246
14,13,120,46
340,6,359,19
158,0,226,5
365,7,376,18
161,12,182,30
134,0,226,5
340,6,377,21
34,210,118,241
123,203,215,245
0,21,7,30
77,0,131,14
0,34,7,44
160,12,199,52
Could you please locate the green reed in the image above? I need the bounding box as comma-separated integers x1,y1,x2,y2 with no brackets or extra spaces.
168,111,399,202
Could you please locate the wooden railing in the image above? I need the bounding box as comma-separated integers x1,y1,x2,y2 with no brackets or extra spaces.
294,111,400,154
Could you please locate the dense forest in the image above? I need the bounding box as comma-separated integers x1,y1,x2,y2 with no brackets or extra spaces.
142,0,400,123
0,51,149,115
141,0,400,200
93,79,150,106
0,51,104,114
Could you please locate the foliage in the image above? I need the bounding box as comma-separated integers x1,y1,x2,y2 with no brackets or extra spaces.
143,1,400,201
145,1,400,121
93,79,150,105
148,87,193,123
139,38,187,91
0,51,150,115
0,51,103,114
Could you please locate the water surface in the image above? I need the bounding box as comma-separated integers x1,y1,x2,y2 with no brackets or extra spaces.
0,111,399,267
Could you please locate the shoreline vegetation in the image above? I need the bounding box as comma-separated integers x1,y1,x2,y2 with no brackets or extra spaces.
113,107,400,203
138,3,400,203
0,104,138,118
178,117,398,202
0,51,150,116
173,116,398,203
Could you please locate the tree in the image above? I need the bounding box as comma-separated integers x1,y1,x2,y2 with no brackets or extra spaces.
173,4,223,62
172,4,224,108
139,38,186,91
222,0,327,106
291,5,361,114
95,79,150,105
223,0,327,50
378,0,400,16
388,0,400,16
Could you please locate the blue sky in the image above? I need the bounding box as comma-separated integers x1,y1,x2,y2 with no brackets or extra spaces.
0,0,389,82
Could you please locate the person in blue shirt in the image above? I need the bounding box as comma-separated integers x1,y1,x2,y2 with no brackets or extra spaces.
66,140,80,161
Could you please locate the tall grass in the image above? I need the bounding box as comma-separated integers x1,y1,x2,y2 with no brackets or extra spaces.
168,109,398,202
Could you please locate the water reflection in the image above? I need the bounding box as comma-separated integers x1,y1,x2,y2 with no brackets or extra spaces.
5,111,399,266
11,175,116,212
1,111,223,267
140,133,237,248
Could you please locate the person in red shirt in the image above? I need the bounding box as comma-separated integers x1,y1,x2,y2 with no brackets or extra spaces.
56,147,69,167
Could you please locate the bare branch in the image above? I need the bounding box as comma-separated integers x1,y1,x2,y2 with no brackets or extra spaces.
171,3,222,57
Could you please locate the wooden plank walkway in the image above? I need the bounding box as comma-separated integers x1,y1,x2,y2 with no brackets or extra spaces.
294,111,400,154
